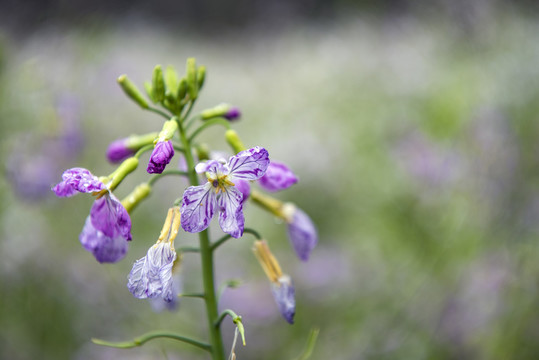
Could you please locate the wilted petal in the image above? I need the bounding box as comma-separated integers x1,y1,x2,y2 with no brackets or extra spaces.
258,161,298,192
90,193,132,240
271,275,296,324
217,186,245,238
79,217,128,263
106,138,135,163
180,184,216,233
147,140,174,174
227,147,270,180
127,242,176,300
52,167,105,197
285,204,318,262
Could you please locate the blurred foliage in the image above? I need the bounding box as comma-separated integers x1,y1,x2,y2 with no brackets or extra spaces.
2,7,539,360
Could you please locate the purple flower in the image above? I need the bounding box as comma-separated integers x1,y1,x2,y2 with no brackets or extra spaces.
128,207,180,303
258,161,298,192
224,107,241,121
271,275,296,324
147,140,174,174
52,167,132,263
283,203,318,262
181,147,270,238
79,216,129,263
106,138,136,163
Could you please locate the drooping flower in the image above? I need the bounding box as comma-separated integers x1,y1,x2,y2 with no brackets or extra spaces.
128,207,180,304
181,146,270,238
147,140,174,174
258,161,298,192
282,203,318,262
52,167,132,263
253,240,295,324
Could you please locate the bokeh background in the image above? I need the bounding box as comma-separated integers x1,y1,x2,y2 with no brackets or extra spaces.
2,1,539,359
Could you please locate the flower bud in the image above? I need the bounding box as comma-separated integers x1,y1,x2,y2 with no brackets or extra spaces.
201,103,240,121
147,141,174,174
157,119,179,142
197,65,206,91
165,65,178,94
106,132,159,163
143,81,156,103
177,78,188,102
186,58,198,100
152,65,165,103
225,129,247,154
117,74,149,109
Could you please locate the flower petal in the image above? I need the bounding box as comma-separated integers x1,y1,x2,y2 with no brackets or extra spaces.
227,146,270,180
195,160,226,174
79,216,128,263
52,167,105,197
217,186,245,238
258,161,298,192
271,275,296,324
285,204,318,262
234,179,251,205
180,184,216,233
106,138,135,163
90,193,132,240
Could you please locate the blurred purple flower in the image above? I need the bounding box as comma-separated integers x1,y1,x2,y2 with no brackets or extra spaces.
106,138,136,163
223,106,241,121
147,140,174,174
258,161,298,192
282,203,318,262
271,275,296,324
181,146,269,238
79,216,128,263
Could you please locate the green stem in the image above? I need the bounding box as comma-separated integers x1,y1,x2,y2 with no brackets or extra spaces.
179,292,205,299
177,246,200,253
148,170,189,186
148,106,172,120
92,331,211,352
178,113,225,360
134,144,155,158
215,309,240,328
211,228,263,251
188,118,231,143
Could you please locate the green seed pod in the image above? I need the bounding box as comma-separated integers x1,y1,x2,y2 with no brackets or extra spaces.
108,157,140,191
186,58,198,100
121,183,152,213
143,81,156,103
117,74,149,109
152,65,165,103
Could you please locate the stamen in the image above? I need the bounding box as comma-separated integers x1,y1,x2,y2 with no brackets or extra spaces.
157,208,174,242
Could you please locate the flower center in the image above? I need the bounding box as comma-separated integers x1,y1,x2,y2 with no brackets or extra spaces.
209,174,235,194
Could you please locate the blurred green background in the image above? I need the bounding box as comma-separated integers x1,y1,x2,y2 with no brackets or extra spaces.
2,1,539,359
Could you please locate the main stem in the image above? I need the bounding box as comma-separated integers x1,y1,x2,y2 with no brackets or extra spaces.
178,118,225,360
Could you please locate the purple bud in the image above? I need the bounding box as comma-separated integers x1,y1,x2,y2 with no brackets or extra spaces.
284,204,318,262
79,217,128,263
224,107,241,121
258,161,298,192
147,140,174,174
106,138,135,163
271,275,296,324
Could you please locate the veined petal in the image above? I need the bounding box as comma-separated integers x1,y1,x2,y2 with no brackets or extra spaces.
180,183,216,233
147,140,174,174
79,217,128,263
235,179,251,205
217,186,245,238
271,275,296,324
227,146,270,180
258,161,298,192
195,160,226,175
52,167,105,197
127,257,150,298
285,204,318,262
90,193,132,240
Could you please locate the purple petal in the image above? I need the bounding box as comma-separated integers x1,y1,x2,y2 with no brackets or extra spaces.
227,147,270,180
90,193,132,240
217,186,245,238
180,184,216,233
147,140,174,174
258,161,298,192
106,138,135,163
224,107,241,121
235,179,251,205
79,217,128,263
286,205,318,262
195,160,226,174
52,167,105,197
271,275,296,324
